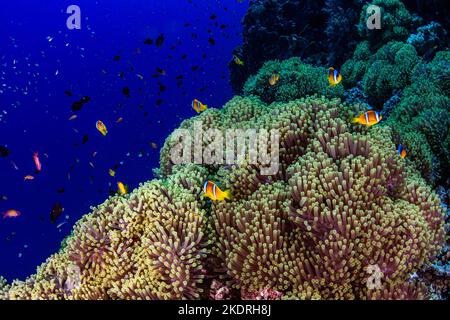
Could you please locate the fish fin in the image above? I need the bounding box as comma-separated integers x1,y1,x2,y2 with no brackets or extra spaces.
223,190,232,200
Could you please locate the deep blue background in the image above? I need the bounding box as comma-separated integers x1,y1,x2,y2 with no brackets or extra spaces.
0,0,247,281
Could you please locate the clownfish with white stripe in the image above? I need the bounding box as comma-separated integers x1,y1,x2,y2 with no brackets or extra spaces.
192,99,208,113
328,67,342,86
202,180,231,201
398,144,407,159
352,110,382,127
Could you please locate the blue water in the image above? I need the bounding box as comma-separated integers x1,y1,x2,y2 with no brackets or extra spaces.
0,0,247,281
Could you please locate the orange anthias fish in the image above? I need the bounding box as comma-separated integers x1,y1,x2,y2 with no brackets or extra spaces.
192,99,208,113
96,120,108,136
203,180,231,201
398,144,407,159
328,67,342,86
269,73,280,86
117,182,128,195
33,152,42,172
352,110,382,127
3,209,21,219
24,175,34,181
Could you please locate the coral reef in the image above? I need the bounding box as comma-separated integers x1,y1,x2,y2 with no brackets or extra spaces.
229,0,362,93
229,0,448,93
342,41,419,105
385,51,450,184
407,22,448,59
3,94,444,300
357,0,413,48
242,57,344,104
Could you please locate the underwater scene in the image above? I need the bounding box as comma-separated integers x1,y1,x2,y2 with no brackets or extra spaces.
0,0,448,301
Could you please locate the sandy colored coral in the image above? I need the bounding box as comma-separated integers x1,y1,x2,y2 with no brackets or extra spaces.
1,95,446,300
5,179,212,300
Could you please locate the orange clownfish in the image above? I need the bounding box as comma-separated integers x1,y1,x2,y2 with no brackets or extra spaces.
33,152,42,172
328,67,342,86
203,180,231,201
269,73,280,86
352,110,382,127
398,145,407,159
3,209,21,219
192,99,208,113
96,120,108,136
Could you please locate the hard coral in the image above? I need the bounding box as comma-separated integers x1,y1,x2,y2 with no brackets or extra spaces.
6,180,212,300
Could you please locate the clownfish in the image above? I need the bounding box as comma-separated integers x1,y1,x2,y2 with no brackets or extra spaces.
3,209,21,219
33,152,42,172
269,73,280,86
398,144,407,159
203,180,231,201
192,99,208,113
352,110,382,127
117,182,128,195
233,55,244,66
328,67,342,86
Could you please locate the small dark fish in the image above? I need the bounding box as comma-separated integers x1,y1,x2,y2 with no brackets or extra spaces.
144,38,153,45
71,96,91,112
208,37,215,45
210,14,217,20
155,33,165,48
57,188,65,194
50,202,63,223
122,87,131,98
158,83,166,93
0,145,10,157
156,67,166,75
64,90,73,96
191,65,199,71
155,99,163,106
119,71,125,78
181,54,188,59
113,55,120,61
82,134,89,144
184,23,191,27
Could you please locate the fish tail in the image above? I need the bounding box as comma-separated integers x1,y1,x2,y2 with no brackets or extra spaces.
223,190,232,200
352,117,359,124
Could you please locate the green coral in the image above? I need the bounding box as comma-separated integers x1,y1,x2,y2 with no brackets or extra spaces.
341,41,372,87
358,0,412,48
386,70,450,184
362,41,419,105
243,57,344,104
